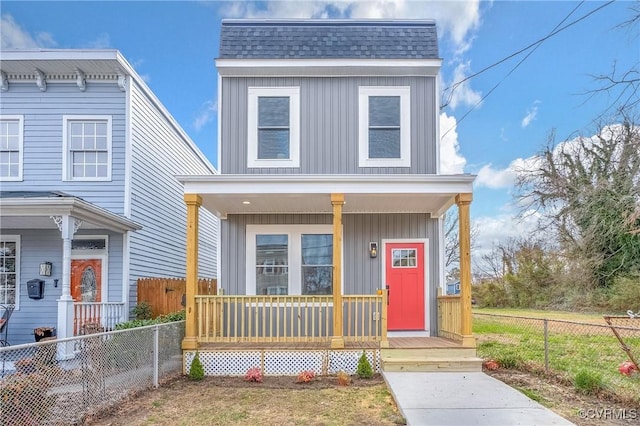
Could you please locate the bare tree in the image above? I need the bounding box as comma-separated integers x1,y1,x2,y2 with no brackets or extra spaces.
444,208,479,269
516,117,640,286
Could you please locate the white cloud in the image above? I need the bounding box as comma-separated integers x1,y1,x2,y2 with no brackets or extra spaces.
475,156,540,189
193,100,218,131
521,100,540,128
444,61,483,110
439,112,466,174
1,14,57,48
85,33,111,49
472,208,543,269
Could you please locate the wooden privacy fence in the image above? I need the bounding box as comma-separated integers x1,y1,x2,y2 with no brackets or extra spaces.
137,277,217,318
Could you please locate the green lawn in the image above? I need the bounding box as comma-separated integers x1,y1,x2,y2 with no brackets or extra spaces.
473,311,640,403
472,307,608,323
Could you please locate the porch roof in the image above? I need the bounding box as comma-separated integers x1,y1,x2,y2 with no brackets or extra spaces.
0,191,142,232
177,174,476,218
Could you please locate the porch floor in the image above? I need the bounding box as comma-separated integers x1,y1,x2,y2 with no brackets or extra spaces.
198,336,461,351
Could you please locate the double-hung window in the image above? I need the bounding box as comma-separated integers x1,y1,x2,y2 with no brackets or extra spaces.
247,225,333,295
0,236,20,308
0,116,23,181
358,86,411,167
63,116,112,181
247,87,300,168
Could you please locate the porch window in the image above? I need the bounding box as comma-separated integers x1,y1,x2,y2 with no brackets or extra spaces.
63,116,112,181
0,236,19,308
0,116,23,181
247,87,300,168
246,225,333,295
256,235,289,296
358,86,410,168
301,234,333,295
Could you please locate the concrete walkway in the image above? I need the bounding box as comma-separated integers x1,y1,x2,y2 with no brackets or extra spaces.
383,372,575,426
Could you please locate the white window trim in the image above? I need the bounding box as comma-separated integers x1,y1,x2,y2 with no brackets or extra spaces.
62,115,112,182
0,235,20,310
245,224,336,296
0,115,24,181
247,87,300,168
358,86,411,168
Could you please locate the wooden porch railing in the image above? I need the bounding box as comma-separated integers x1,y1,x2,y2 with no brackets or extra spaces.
437,294,462,341
73,302,124,335
195,293,386,344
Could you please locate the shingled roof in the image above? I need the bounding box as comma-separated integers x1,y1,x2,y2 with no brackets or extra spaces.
219,19,439,60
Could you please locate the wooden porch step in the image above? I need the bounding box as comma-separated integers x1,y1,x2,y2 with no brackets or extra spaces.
381,347,483,372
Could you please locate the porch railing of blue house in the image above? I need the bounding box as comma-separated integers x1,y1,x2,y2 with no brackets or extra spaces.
73,302,125,335
195,291,387,345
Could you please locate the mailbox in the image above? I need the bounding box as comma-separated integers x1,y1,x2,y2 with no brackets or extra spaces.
27,279,45,300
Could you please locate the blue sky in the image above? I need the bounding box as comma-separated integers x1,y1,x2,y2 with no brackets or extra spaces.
2,0,638,263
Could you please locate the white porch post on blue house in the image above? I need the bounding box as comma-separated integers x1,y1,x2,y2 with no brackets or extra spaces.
52,215,81,355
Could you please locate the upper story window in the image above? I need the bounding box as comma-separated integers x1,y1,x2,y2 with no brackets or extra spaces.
0,236,20,309
63,116,112,181
358,86,411,168
247,87,300,168
0,116,24,181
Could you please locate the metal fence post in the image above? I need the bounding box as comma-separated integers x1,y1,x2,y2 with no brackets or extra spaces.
153,325,159,388
543,319,549,371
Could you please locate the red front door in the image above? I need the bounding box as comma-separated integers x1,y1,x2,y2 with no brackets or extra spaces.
386,242,425,330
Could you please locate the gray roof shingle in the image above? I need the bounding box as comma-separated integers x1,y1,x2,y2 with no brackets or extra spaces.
219,20,439,59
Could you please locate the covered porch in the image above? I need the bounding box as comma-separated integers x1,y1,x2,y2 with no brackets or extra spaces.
0,192,141,344
179,174,476,355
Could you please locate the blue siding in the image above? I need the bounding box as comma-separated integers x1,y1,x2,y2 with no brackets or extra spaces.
0,82,127,213
128,81,218,308
4,229,124,346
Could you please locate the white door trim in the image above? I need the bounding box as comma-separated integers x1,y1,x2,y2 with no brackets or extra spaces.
71,235,109,302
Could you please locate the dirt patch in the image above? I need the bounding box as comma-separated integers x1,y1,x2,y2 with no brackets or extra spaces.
84,374,405,426
486,369,639,426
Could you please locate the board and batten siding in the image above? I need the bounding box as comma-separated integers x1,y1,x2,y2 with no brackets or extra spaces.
0,82,127,213
128,80,218,309
221,213,440,319
220,76,438,175
5,229,123,345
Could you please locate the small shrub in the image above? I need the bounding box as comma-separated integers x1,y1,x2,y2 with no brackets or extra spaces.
337,370,351,386
296,370,316,383
496,354,523,369
356,351,374,379
188,352,205,381
0,372,55,425
116,309,185,329
574,370,604,395
131,301,153,320
244,367,263,383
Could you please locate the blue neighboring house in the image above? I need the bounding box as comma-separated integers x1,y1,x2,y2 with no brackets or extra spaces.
0,49,218,346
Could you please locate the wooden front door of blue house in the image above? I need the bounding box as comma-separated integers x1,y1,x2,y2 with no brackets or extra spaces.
385,242,425,330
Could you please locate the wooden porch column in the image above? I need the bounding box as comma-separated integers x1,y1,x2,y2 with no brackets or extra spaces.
456,193,476,347
331,193,345,349
182,193,201,351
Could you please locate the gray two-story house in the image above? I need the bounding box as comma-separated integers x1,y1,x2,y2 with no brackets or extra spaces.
0,49,218,346
178,20,477,375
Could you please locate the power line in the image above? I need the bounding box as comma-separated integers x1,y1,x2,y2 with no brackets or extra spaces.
440,0,616,140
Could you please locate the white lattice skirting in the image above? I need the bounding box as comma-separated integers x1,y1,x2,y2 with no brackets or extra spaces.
184,349,381,376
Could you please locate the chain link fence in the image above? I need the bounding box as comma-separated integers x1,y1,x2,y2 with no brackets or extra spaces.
0,321,184,425
473,313,640,403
